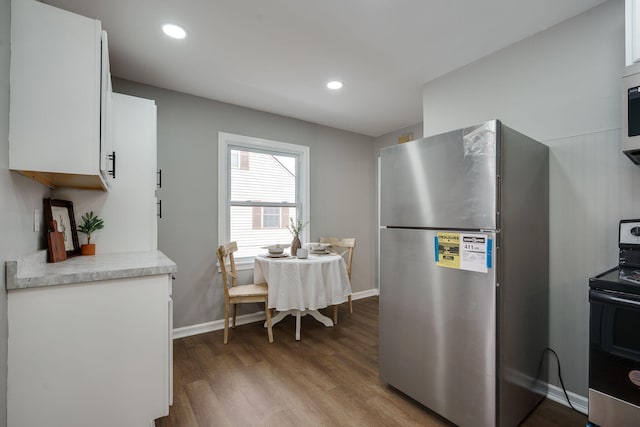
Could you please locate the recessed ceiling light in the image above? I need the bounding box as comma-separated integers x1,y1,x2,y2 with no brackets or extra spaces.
162,24,187,39
327,81,343,90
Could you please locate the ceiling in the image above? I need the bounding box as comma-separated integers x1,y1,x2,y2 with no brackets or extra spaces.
41,0,607,137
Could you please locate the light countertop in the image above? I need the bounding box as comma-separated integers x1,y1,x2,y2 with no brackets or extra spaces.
6,250,177,290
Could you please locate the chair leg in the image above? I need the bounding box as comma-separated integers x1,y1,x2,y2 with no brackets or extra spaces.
264,301,274,343
348,295,353,314
224,300,230,344
232,304,237,328
333,304,338,324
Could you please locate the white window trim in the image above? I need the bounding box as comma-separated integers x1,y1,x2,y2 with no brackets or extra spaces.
218,132,310,270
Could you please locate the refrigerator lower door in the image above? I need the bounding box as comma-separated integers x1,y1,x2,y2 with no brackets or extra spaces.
379,228,497,427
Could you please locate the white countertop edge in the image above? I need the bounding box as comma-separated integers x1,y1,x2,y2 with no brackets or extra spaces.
6,250,177,290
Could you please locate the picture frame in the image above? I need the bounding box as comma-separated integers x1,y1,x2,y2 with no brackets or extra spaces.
43,198,80,257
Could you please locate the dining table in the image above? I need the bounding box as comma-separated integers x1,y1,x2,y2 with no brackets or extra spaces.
253,251,352,340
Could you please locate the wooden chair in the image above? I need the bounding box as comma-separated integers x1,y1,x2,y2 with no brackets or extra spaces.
217,241,273,344
320,237,355,324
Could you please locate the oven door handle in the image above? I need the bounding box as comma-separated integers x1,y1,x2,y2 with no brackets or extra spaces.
590,289,640,309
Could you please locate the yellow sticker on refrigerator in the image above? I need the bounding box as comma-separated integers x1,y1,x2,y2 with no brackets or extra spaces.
435,232,489,273
436,232,460,269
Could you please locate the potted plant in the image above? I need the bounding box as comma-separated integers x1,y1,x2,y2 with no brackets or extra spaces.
77,211,104,256
288,217,309,256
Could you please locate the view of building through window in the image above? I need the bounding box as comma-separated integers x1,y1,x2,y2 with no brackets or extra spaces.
229,149,298,258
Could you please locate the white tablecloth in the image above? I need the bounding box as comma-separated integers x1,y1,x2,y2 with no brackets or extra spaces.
254,254,352,311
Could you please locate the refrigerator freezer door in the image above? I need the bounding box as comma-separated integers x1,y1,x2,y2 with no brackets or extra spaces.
380,121,498,230
379,228,497,427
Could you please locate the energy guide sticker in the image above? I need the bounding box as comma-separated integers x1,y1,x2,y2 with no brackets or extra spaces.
436,232,460,269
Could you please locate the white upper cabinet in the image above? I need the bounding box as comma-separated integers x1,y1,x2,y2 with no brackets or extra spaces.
627,0,640,66
55,93,159,254
9,0,112,190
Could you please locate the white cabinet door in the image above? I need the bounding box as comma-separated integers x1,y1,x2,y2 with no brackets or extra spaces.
55,93,158,253
627,0,640,65
7,274,172,427
100,30,115,182
9,0,108,190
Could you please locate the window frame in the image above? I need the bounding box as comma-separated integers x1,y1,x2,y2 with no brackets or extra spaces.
218,132,310,269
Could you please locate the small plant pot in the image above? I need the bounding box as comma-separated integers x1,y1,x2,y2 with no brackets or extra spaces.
81,244,96,256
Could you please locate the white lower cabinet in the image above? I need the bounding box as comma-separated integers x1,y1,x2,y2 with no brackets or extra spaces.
7,274,173,427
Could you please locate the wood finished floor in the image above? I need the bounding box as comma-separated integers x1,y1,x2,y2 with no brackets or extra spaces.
156,297,587,427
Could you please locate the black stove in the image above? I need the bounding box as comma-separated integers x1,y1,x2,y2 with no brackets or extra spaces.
588,220,640,427
589,266,640,295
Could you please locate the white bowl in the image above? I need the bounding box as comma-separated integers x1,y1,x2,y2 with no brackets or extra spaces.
309,242,330,252
262,244,290,254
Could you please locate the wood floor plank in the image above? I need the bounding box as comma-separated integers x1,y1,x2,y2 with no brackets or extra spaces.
156,297,587,427
184,379,234,427
154,401,199,427
366,393,450,427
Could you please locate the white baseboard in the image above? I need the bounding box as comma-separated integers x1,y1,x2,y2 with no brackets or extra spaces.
504,365,588,416
172,289,379,339
546,383,588,415
172,311,266,339
351,288,379,299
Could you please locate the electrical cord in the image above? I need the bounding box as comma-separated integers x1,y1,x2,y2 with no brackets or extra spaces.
543,347,582,414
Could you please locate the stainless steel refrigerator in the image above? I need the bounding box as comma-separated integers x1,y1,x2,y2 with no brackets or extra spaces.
379,120,549,427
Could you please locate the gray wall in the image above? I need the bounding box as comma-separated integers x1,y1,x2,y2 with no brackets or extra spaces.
422,0,622,142
422,0,630,400
373,122,423,154
113,79,375,329
0,0,51,424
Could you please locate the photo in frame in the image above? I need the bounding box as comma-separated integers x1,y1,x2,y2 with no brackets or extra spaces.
43,198,80,257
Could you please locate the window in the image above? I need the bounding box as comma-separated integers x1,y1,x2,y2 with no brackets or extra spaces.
230,151,239,169
219,132,309,265
261,207,281,229
231,150,249,170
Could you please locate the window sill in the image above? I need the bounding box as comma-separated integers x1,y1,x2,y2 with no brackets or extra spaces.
235,258,257,271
